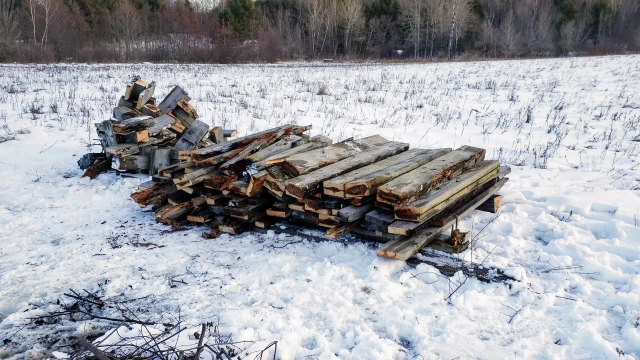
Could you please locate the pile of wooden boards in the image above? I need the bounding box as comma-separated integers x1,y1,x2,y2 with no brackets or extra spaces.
78,76,237,179
81,78,510,262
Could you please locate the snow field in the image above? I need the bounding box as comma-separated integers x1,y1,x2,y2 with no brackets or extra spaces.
0,56,639,359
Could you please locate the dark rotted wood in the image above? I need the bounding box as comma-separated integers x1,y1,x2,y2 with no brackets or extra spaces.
78,153,106,170
209,127,226,144
158,86,191,115
223,129,238,137
226,199,272,217
147,115,176,136
335,202,375,222
168,190,194,206
325,148,450,198
131,183,177,207
477,194,502,213
304,200,330,214
158,161,194,177
246,169,269,197
152,175,171,184
326,220,362,238
394,161,500,222
324,198,346,209
285,141,409,200
280,135,389,177
205,193,226,205
119,130,149,144
219,219,251,235
156,201,193,228
191,125,308,162
82,158,111,179
407,250,515,283
230,180,249,195
118,96,135,108
292,211,319,225
377,146,486,206
113,106,142,121
111,116,155,135
260,140,332,167
266,208,292,218
365,209,395,229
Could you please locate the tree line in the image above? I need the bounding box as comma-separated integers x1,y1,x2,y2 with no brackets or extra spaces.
0,0,638,63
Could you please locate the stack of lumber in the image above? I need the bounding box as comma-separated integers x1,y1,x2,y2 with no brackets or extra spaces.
80,78,511,262
78,76,237,179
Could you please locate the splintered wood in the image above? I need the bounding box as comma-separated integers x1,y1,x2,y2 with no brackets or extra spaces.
82,77,510,262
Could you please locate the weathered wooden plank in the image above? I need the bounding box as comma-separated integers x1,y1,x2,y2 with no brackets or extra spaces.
135,81,156,110
142,104,161,118
174,120,210,151
365,209,396,228
173,166,217,189
325,149,434,196
187,209,216,223
112,116,155,135
112,155,149,171
377,146,486,206
158,86,191,115
285,141,409,199
259,139,333,167
95,120,118,147
106,144,139,157
209,127,226,144
82,158,111,179
395,161,500,222
266,208,292,218
336,202,375,223
329,148,451,198
280,135,389,177
149,148,171,176
246,135,305,164
219,219,251,235
192,125,305,161
220,130,284,169
177,98,198,119
376,223,449,261
304,200,330,214
147,114,176,136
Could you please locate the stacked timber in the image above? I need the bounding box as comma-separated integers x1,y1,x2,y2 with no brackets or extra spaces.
81,78,511,262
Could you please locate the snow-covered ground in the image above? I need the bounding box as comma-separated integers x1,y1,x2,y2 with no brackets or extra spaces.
1,56,639,359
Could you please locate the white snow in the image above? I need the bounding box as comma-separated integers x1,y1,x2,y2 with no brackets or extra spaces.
0,56,639,359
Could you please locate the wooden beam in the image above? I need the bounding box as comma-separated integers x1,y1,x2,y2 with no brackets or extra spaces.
147,114,176,136
335,202,375,222
377,145,486,206
174,120,210,151
394,161,500,222
279,135,388,177
158,86,190,115
111,116,155,135
325,148,451,198
285,141,409,199
209,127,226,144
477,195,502,213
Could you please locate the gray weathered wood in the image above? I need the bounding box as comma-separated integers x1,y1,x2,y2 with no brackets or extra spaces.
147,114,176,136
111,116,154,135
135,81,156,110
336,202,375,222
158,86,190,115
477,195,502,213
95,120,118,148
395,161,500,222
365,209,396,228
113,106,141,121
209,127,226,144
149,148,171,176
285,141,409,199
174,120,210,151
263,166,292,197
325,148,451,198
280,135,389,177
259,140,332,168
377,146,486,206
246,135,305,164
106,144,139,157
220,130,284,169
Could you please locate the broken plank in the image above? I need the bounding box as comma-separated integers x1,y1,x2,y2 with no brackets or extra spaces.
158,86,190,115
377,146,486,206
106,144,139,157
111,116,155,135
280,135,389,177
477,194,502,213
174,120,210,151
147,114,176,136
285,141,409,199
131,183,177,207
